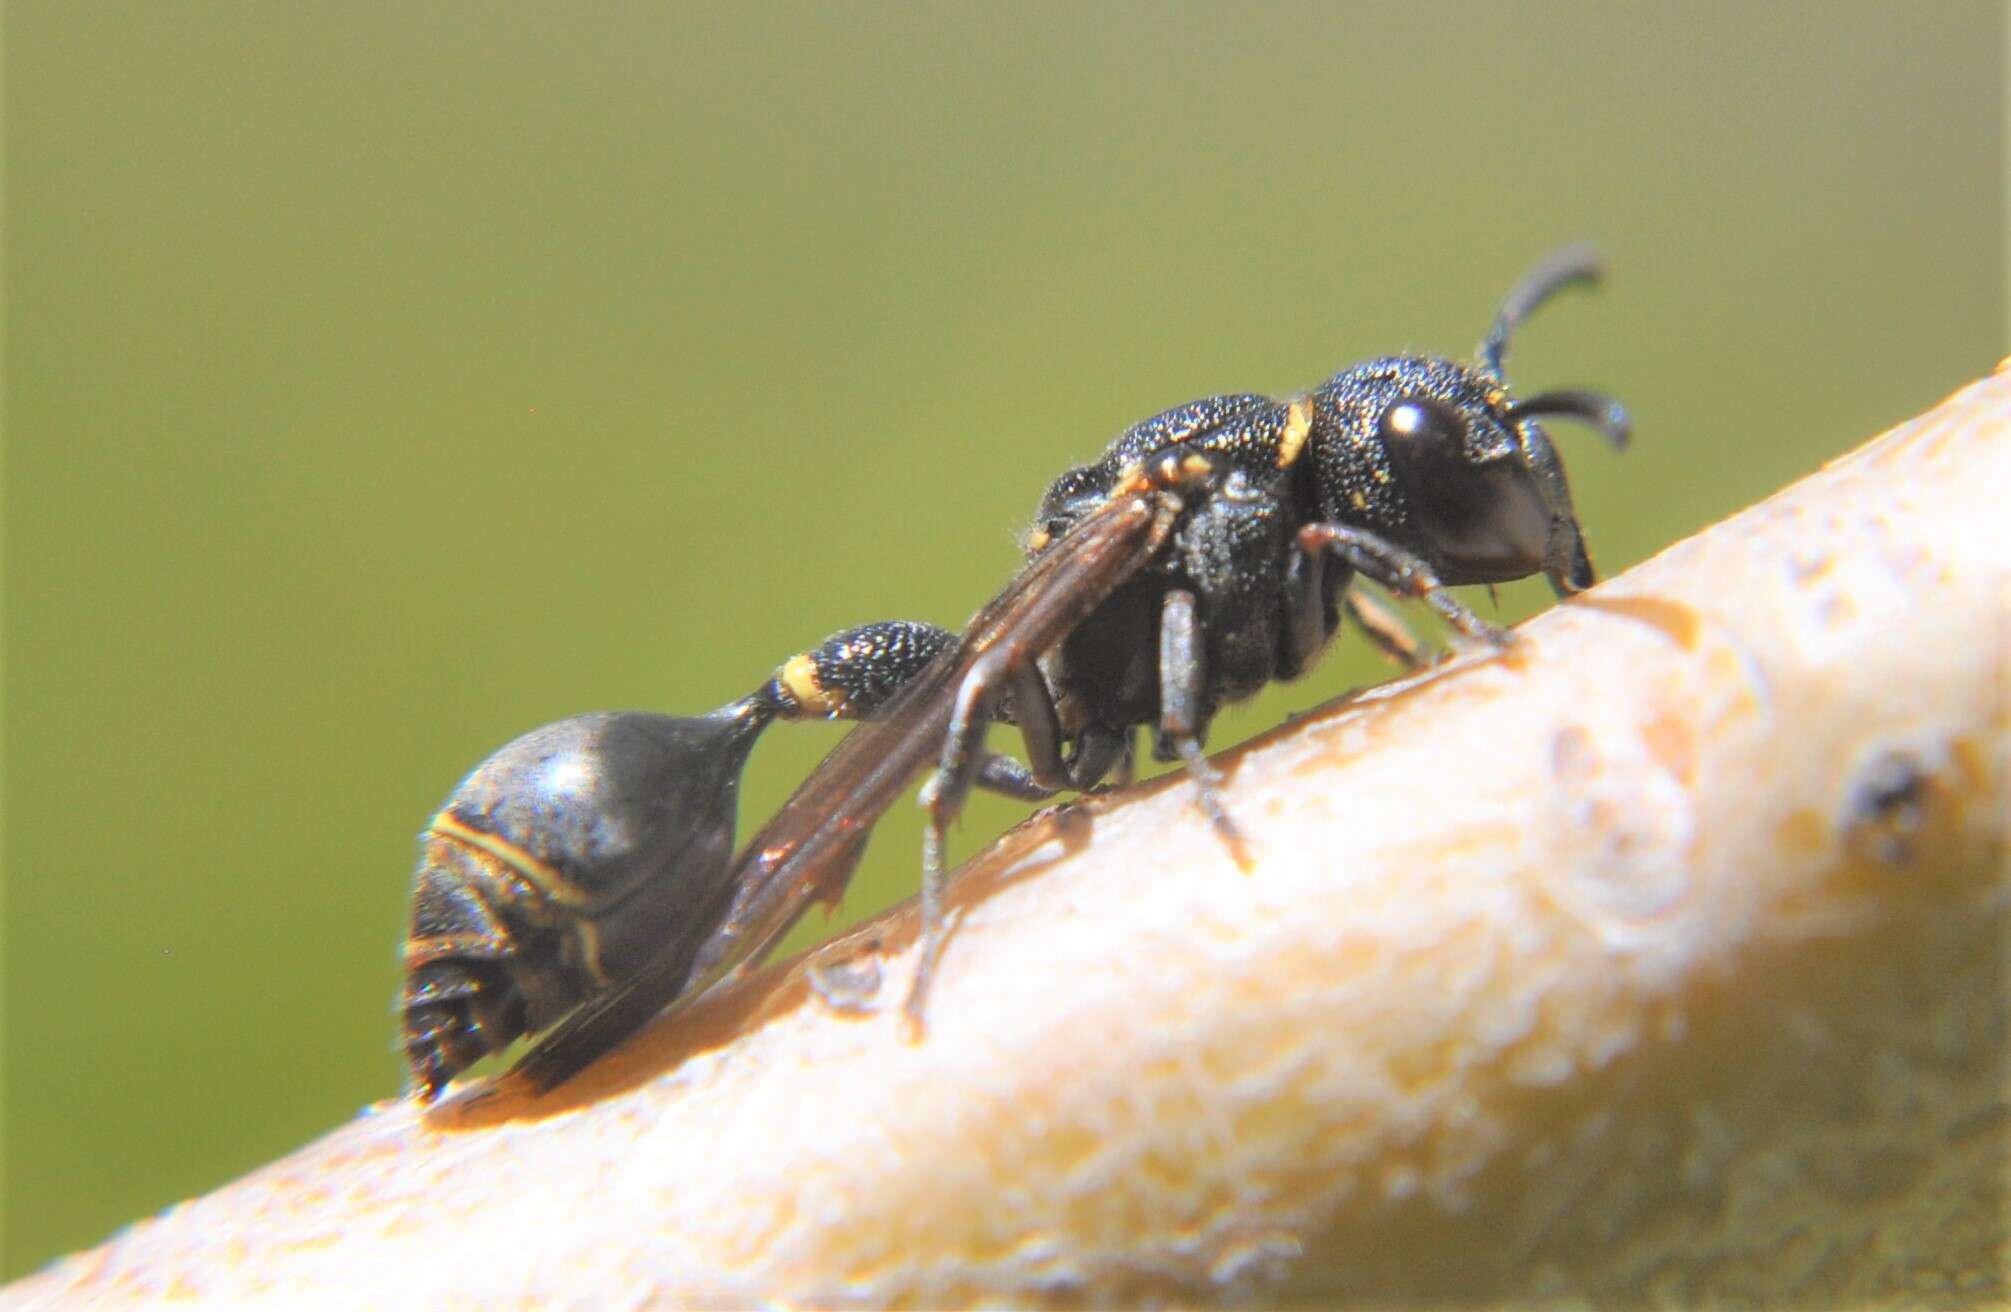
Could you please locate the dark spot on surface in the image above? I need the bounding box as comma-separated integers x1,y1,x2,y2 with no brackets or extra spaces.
1845,749,1930,867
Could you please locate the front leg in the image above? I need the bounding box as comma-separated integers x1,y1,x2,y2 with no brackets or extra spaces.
1277,537,1427,674
1277,538,1334,680
1343,586,1430,669
801,635,1063,1019
1297,524,1515,648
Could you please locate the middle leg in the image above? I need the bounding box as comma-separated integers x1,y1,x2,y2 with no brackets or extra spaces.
1157,587,1252,870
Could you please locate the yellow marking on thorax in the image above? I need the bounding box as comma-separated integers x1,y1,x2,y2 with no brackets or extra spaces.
429,812,593,908
778,652,849,718
1121,449,1213,490
1277,396,1314,468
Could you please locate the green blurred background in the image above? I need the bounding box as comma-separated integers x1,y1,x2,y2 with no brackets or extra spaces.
4,1,2002,1277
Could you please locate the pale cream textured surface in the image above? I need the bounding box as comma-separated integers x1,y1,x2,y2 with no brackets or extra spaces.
12,369,2008,1309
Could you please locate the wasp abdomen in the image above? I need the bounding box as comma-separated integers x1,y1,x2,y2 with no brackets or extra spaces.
767,619,957,721
400,706,771,1100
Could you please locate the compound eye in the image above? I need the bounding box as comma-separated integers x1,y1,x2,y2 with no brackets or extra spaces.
1378,396,1467,458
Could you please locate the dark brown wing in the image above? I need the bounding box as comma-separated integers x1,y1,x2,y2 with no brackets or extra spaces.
508,481,1182,1094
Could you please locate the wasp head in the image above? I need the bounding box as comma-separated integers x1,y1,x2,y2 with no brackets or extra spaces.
1307,250,1629,596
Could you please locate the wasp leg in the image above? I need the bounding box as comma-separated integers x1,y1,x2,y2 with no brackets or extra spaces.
1071,725,1134,789
1003,655,1070,792
1278,534,1334,679
1110,729,1140,788
803,749,1043,1017
1343,586,1430,669
1298,523,1515,647
795,629,1059,1021
806,750,1044,1018
1157,587,1253,870
971,750,1053,801
902,647,1043,1033
1280,532,1426,670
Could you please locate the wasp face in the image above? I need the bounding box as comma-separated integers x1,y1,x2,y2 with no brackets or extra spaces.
1307,341,1628,598
1377,386,1557,583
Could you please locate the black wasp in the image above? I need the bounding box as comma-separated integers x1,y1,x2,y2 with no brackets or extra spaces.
401,249,1630,1100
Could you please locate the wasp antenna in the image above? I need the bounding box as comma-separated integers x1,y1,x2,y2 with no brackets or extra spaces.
1504,388,1632,453
1480,245,1606,378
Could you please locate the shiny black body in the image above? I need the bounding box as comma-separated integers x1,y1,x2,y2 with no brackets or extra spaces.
402,708,766,1098
495,248,1631,1097
401,622,967,1098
